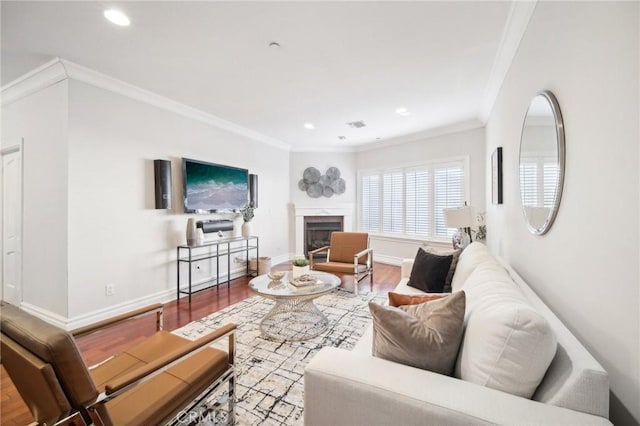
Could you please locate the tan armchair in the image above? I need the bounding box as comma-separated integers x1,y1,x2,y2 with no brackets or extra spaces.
0,302,236,426
308,232,373,293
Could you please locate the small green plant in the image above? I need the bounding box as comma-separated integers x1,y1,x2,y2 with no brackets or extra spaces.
474,212,487,241
292,257,309,267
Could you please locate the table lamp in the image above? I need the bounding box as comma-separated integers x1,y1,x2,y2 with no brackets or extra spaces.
444,205,473,249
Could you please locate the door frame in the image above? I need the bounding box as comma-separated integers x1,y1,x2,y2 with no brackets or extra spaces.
1,139,23,305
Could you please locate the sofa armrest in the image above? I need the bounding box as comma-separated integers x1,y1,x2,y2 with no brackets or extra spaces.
400,259,414,279
304,348,611,426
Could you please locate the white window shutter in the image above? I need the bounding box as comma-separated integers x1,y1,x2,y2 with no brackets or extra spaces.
359,159,467,240
383,172,404,233
434,164,464,238
405,169,430,236
361,174,380,232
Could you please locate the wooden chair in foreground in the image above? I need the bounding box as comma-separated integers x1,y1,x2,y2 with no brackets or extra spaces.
0,302,236,426
308,231,373,294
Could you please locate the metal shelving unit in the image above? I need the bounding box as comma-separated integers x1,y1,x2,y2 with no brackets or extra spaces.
177,236,259,302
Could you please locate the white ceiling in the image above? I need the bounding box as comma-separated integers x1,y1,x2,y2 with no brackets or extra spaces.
1,1,519,151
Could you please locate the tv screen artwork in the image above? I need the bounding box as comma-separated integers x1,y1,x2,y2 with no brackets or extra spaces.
183,158,248,213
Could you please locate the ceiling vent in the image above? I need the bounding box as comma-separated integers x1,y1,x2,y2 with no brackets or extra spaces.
346,120,366,129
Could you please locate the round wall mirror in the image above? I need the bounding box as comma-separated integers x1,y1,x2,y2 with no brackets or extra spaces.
519,90,565,235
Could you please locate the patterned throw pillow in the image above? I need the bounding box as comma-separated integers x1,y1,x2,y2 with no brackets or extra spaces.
369,291,466,375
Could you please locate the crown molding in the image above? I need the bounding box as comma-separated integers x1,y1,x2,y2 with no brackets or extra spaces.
59,60,290,151
291,144,357,153
355,119,484,153
293,118,485,154
478,0,538,123
2,58,291,151
1,57,67,105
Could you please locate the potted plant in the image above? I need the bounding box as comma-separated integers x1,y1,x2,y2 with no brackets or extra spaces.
292,256,310,278
240,202,255,237
474,212,487,242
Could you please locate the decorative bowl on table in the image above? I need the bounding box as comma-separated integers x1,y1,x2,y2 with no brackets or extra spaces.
289,274,318,287
267,271,285,281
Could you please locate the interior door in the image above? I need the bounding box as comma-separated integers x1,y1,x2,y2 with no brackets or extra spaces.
2,142,23,306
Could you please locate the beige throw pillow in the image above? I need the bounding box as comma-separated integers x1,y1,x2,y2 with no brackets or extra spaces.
369,291,466,375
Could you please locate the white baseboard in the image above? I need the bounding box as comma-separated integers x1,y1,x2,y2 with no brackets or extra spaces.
20,303,71,329
373,254,403,266
21,264,256,330
19,253,347,330
275,253,296,266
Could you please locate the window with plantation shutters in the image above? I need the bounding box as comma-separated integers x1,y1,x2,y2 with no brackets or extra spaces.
405,168,430,236
520,159,558,208
383,172,403,233
434,164,465,238
361,174,380,232
520,162,538,206
358,159,467,240
543,162,559,208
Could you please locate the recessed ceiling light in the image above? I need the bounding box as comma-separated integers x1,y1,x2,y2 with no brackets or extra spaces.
269,41,281,49
104,9,130,26
395,107,410,116
303,123,315,130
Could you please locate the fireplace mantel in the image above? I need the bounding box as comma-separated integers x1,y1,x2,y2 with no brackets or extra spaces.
292,204,354,256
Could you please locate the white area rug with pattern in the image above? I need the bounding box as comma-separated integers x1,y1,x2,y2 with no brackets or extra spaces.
173,288,382,425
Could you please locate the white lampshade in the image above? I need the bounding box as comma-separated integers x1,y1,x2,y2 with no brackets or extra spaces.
444,206,473,228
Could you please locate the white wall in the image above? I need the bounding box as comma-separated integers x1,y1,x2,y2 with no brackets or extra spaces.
289,151,356,253
66,80,290,319
290,151,356,205
355,128,486,262
2,80,69,318
485,2,639,423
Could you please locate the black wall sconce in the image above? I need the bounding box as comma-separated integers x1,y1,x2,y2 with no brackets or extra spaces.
249,173,258,208
154,159,172,209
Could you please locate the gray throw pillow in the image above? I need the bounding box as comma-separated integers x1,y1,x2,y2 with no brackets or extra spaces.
407,248,453,293
424,246,461,293
369,291,466,375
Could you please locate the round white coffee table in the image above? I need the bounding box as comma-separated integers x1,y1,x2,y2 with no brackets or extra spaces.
249,271,340,341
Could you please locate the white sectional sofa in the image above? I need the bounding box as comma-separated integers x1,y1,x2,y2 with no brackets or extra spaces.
304,242,611,425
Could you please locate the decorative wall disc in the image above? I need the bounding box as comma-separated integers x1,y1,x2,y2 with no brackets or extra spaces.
299,166,346,198
307,183,323,198
303,167,321,184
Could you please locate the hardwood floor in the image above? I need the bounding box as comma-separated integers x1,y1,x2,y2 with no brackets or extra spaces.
1,262,399,425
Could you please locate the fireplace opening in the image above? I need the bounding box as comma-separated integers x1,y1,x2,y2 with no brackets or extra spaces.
304,216,344,260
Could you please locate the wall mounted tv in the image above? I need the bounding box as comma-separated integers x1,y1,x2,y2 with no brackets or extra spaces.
182,158,248,213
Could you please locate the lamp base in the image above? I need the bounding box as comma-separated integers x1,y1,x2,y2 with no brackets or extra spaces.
452,228,471,250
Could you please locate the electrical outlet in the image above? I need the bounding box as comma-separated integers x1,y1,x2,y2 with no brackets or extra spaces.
105,284,115,296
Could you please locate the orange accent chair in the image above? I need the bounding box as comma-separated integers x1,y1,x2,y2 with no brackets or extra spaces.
308,232,373,293
0,302,236,426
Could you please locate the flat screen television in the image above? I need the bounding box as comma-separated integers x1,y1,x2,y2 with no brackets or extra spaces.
182,158,248,213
